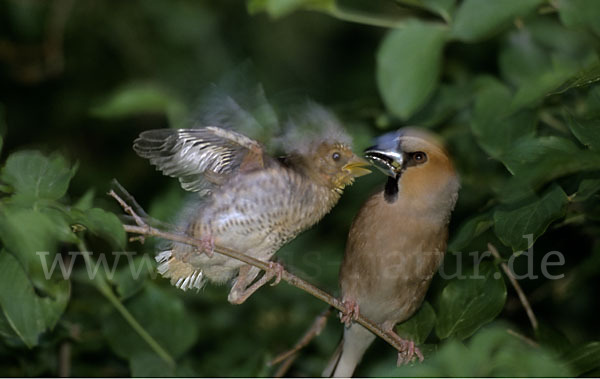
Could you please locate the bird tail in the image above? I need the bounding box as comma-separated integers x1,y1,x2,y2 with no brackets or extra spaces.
323,323,376,377
155,249,205,291
322,338,343,377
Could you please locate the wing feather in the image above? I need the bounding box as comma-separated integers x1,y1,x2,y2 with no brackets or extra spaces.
134,127,266,194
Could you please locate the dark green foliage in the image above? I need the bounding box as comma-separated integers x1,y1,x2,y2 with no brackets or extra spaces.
1,0,600,377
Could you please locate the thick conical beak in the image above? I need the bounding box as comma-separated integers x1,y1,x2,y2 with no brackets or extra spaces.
342,155,371,177
364,146,404,177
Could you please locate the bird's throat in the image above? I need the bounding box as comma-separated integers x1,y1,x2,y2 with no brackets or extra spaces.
384,175,400,203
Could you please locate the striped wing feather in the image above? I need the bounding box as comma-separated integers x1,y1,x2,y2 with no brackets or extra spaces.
134,127,266,194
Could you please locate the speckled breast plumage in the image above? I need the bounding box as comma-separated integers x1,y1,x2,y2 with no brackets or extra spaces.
163,165,340,288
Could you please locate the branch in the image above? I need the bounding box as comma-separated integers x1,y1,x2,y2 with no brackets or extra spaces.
269,307,332,369
488,243,539,331
507,328,539,348
58,341,71,377
108,190,413,358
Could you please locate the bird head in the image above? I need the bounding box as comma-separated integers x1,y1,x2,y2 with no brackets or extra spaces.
306,142,371,192
365,128,459,209
278,102,371,192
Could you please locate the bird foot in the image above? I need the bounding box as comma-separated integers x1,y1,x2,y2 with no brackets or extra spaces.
267,261,284,286
339,299,360,327
227,263,285,305
196,235,215,258
389,333,424,366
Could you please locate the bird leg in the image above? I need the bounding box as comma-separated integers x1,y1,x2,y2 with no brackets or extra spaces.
382,323,424,366
195,234,215,258
339,299,360,327
228,262,284,304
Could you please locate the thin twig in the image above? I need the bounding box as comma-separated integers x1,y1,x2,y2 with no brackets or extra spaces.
108,189,146,227
111,179,151,220
109,191,411,358
507,328,540,348
274,354,298,378
58,341,71,377
488,243,539,331
269,307,332,367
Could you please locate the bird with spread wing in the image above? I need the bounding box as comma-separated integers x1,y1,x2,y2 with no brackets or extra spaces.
133,83,370,304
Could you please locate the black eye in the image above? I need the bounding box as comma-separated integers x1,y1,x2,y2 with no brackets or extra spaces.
332,152,341,161
413,152,427,163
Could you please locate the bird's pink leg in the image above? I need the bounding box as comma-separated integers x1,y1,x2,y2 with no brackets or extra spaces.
267,261,284,286
197,234,215,258
228,262,284,304
339,299,360,327
382,323,424,365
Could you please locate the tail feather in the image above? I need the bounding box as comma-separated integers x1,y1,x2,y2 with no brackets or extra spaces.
325,323,376,377
155,249,205,291
322,339,343,377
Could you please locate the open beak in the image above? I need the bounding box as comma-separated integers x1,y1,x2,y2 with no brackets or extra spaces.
342,155,372,178
364,146,404,177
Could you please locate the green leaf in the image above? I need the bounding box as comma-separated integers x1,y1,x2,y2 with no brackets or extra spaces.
493,185,568,251
130,352,175,377
497,136,600,202
74,188,95,211
561,341,600,376
557,0,600,38
551,62,600,94
376,21,448,119
71,207,126,250
372,324,570,377
408,82,475,127
498,22,595,109
450,0,545,42
573,177,600,202
395,301,436,344
499,28,551,87
535,321,572,355
435,262,506,340
90,83,187,127
0,312,20,341
0,206,78,289
567,113,600,151
247,0,333,18
500,135,600,177
111,255,153,300
470,79,536,159
510,61,577,111
448,213,494,252
129,352,197,377
1,150,76,201
0,251,70,347
103,284,199,361
394,0,456,22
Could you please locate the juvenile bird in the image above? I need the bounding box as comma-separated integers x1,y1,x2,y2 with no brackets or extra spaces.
133,101,370,304
325,128,459,377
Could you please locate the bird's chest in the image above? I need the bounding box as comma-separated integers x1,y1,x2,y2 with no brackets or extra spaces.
341,196,448,323
198,171,333,255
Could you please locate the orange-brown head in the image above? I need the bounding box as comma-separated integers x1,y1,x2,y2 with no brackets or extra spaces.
365,127,459,213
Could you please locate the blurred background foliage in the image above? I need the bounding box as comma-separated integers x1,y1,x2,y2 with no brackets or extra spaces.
1,0,600,376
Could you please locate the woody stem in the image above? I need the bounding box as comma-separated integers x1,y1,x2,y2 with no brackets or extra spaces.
109,190,410,357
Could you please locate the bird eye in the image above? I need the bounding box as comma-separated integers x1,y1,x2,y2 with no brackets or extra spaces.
332,152,341,161
413,152,427,163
